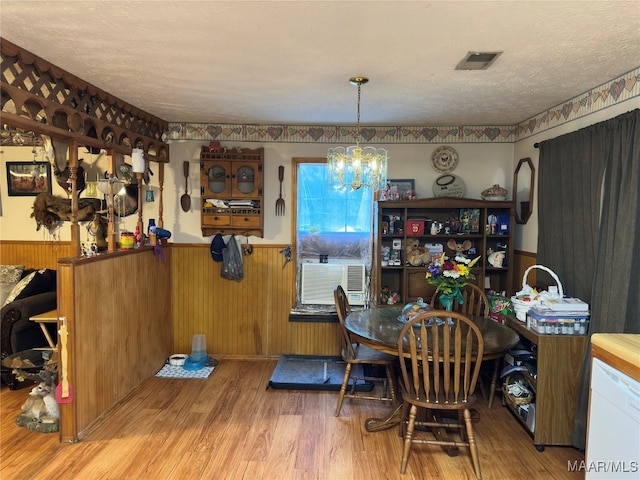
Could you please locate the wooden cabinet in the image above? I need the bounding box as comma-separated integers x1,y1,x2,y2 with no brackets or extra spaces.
200,146,264,237
504,316,588,449
373,197,515,306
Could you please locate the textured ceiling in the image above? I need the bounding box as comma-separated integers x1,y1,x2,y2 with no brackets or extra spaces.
1,1,639,126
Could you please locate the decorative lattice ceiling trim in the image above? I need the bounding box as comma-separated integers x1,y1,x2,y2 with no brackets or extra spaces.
1,38,170,161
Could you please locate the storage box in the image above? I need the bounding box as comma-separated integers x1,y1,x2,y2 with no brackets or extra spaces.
526,307,590,335
498,214,510,234
406,219,424,236
540,297,589,311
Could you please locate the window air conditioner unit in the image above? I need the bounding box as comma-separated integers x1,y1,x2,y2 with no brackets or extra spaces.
300,263,366,306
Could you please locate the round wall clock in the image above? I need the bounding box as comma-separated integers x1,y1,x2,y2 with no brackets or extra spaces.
432,174,465,198
431,146,459,173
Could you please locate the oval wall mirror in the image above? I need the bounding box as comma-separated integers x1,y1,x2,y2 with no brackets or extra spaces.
513,157,535,224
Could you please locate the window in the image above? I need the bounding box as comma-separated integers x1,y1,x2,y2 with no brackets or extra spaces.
293,158,374,309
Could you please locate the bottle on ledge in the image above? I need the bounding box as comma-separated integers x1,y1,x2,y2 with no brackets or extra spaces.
134,225,141,248
148,218,157,246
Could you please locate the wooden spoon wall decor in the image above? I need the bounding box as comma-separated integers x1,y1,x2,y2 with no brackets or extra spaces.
180,161,191,212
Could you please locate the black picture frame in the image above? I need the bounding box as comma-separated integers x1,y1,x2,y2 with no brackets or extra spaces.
387,178,415,200
6,161,52,196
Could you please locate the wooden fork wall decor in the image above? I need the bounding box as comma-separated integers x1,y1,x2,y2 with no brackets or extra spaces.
276,165,285,216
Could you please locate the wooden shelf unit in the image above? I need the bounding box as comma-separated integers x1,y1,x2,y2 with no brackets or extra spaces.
199,146,264,237
373,197,515,307
504,315,588,449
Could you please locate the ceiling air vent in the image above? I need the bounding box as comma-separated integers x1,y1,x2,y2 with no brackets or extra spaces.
455,51,502,70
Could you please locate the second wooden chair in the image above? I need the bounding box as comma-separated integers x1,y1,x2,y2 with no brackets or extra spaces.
334,285,397,417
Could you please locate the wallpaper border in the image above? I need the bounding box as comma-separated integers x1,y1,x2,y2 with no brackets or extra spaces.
165,67,640,145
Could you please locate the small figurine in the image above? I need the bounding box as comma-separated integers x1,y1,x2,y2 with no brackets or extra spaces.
447,238,472,257
488,251,506,268
459,210,471,232
381,246,391,266
380,286,390,304
19,381,59,423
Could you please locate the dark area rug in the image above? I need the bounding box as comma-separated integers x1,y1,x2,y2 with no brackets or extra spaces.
268,355,374,391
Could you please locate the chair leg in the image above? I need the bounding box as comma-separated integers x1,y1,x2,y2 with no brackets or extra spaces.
487,358,500,409
398,401,409,438
463,408,482,480
335,363,352,417
400,404,417,474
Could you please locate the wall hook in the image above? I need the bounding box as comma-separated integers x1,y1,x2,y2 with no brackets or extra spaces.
282,245,292,264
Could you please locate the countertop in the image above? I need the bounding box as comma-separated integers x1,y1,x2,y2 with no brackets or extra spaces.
591,333,640,381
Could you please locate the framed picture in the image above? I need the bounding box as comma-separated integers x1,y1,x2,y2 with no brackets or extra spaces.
459,208,480,233
5,161,52,196
387,178,415,201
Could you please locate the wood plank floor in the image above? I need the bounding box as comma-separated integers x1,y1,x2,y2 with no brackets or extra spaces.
1,359,584,480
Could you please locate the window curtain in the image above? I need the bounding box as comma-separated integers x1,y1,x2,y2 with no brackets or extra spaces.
537,109,640,449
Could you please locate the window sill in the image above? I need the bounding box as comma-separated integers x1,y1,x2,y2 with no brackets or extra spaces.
288,310,338,323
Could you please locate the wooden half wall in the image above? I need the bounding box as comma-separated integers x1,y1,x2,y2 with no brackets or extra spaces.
56,247,172,441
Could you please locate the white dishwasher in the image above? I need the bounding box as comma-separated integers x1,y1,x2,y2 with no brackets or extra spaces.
586,357,640,479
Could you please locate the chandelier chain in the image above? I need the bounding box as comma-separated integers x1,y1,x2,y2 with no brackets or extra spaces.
355,82,361,146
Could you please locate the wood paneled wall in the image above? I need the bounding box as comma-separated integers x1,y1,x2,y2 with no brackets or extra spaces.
0,240,74,270
170,244,341,357
2,242,538,361
512,249,539,292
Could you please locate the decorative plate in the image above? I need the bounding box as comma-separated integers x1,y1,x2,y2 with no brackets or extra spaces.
431,146,459,173
433,174,465,198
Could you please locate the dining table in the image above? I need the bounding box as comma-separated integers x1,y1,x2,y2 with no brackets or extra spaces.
344,305,520,433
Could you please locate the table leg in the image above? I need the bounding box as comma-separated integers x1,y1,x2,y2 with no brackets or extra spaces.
488,358,501,409
39,324,56,349
431,412,460,456
365,403,403,432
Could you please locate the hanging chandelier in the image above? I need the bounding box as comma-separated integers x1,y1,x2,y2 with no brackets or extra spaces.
327,76,388,191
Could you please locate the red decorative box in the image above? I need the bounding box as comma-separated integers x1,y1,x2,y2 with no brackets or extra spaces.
406,220,424,236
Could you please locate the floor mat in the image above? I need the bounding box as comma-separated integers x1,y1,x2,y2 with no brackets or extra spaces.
155,358,217,379
268,355,374,391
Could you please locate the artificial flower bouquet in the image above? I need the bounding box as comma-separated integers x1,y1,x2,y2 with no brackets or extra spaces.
425,252,480,293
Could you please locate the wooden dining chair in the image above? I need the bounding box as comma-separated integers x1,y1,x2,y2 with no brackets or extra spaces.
429,282,489,317
334,285,397,417
397,310,484,479
430,283,502,408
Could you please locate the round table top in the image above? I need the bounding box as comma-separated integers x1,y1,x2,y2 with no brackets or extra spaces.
345,306,520,356
1,348,56,371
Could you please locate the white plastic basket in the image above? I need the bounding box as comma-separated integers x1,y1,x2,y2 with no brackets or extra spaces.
511,265,564,321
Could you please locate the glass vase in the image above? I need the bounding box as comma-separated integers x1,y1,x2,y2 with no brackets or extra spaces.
439,292,455,312
439,286,465,312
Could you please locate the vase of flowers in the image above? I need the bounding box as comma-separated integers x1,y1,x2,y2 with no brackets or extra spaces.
425,252,481,311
